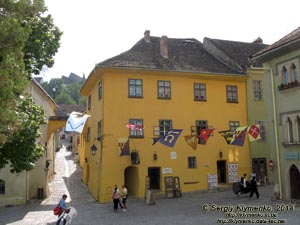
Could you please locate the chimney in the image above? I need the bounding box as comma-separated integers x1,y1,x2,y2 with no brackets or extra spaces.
160,35,168,58
253,37,263,44
144,30,151,42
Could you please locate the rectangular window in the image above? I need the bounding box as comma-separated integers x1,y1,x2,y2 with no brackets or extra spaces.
159,120,172,136
297,117,300,142
229,121,240,132
97,121,102,139
0,179,5,194
226,85,238,103
86,127,91,142
129,119,144,137
98,81,103,100
128,79,143,97
188,157,197,169
256,120,266,141
196,120,208,135
158,80,171,99
88,95,91,110
253,80,263,100
194,83,206,101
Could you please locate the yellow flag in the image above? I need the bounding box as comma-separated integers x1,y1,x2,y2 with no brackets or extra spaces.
184,135,197,150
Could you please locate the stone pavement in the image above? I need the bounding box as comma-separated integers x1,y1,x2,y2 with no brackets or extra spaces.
0,141,299,225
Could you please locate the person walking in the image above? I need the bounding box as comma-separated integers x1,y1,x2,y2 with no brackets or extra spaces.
56,194,69,225
112,185,122,212
249,175,260,199
121,184,128,211
238,173,248,196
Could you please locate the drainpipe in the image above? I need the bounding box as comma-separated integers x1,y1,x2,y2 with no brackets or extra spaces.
250,66,282,199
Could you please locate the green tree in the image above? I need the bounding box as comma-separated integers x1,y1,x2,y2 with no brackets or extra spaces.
23,14,62,75
41,78,86,106
55,92,76,105
0,0,62,172
65,82,83,104
41,78,63,99
78,95,86,106
0,98,46,172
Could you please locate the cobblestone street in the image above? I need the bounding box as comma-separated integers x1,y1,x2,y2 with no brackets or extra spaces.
0,142,299,225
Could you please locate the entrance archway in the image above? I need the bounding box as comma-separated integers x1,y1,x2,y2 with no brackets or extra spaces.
124,166,139,197
289,164,300,201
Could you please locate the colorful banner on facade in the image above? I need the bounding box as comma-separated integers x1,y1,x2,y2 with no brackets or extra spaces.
126,124,144,130
219,130,233,144
118,138,130,156
184,135,198,150
65,111,90,133
152,138,159,145
159,129,183,148
230,126,248,146
247,124,261,141
198,129,214,145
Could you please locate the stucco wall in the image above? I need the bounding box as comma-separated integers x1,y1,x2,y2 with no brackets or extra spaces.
82,69,252,203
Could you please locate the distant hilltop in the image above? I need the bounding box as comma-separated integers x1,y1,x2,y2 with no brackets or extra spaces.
34,72,86,84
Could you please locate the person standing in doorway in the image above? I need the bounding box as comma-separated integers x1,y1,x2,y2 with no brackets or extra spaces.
121,184,128,211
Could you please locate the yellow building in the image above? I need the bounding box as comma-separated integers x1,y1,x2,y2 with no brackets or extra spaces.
80,31,252,203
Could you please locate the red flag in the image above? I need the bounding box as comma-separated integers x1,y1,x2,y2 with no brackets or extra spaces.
126,124,144,130
198,129,214,145
247,125,261,141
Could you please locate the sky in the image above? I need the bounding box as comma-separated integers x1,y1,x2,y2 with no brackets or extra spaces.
41,0,300,81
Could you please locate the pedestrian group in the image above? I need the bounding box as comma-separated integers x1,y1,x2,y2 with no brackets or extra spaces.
112,184,128,212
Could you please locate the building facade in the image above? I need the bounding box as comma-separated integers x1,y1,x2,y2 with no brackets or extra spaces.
251,27,300,201
202,37,273,184
80,31,252,203
0,79,59,207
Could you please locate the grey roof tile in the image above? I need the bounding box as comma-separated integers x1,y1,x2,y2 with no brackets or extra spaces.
97,36,243,75
204,38,268,70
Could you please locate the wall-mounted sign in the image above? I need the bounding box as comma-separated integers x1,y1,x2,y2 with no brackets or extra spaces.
284,152,299,160
170,152,177,160
162,168,173,174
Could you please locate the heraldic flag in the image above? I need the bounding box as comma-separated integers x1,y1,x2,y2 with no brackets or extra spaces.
219,130,233,144
184,135,197,150
198,129,214,145
159,129,183,148
247,125,261,141
119,138,130,156
230,126,248,146
66,111,90,133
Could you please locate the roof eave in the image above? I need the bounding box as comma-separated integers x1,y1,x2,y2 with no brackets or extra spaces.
251,39,300,63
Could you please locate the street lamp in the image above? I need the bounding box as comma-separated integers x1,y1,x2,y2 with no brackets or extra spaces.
91,144,97,155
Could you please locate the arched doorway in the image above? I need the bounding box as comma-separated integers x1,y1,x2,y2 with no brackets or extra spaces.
289,164,300,201
124,166,139,197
